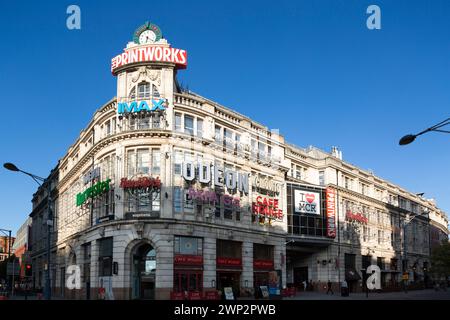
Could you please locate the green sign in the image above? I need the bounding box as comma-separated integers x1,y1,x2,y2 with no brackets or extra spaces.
76,179,111,206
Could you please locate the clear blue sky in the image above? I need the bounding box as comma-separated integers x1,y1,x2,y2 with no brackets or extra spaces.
1,0,449,235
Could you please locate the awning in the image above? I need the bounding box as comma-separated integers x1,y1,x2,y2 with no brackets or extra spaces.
345,269,362,281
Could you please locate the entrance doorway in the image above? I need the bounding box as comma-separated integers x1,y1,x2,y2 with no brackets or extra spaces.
294,267,308,290
132,243,156,300
217,271,241,298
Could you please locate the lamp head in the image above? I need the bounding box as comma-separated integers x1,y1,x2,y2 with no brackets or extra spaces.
3,163,19,172
399,134,416,146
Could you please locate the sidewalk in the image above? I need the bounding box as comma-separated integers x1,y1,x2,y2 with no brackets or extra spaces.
283,289,450,300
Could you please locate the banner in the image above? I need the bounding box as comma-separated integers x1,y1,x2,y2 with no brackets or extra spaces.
294,190,321,215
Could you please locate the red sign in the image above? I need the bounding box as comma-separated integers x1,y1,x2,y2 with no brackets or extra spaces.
111,46,187,74
204,291,220,300
170,292,184,300
252,196,283,220
120,177,161,189
326,187,336,238
346,211,368,224
174,255,203,266
253,259,274,270
188,292,202,300
216,257,242,267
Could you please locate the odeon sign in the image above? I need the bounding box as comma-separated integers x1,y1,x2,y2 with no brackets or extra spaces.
117,99,167,115
182,162,249,194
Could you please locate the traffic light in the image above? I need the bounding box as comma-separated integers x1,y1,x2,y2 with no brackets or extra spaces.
25,264,32,277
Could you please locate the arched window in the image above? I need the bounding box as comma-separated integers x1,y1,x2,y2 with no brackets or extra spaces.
129,87,136,100
138,82,151,99
152,84,160,97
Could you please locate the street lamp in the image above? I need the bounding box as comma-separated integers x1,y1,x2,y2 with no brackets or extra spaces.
3,162,53,300
399,117,450,145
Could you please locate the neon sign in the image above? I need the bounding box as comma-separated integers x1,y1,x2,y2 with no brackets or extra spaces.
186,188,240,207
119,176,161,189
117,99,167,114
76,179,111,206
252,196,283,220
326,187,336,238
111,46,187,74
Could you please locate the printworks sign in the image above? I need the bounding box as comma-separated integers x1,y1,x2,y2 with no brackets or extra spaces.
326,187,336,238
294,190,321,215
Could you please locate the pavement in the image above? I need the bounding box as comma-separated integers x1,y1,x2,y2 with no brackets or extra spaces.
283,288,450,300
4,289,450,300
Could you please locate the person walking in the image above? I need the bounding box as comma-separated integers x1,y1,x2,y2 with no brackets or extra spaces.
326,280,334,295
341,280,349,297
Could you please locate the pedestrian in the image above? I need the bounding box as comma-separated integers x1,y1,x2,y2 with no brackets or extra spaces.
309,280,313,291
302,280,307,292
326,280,334,295
341,280,348,297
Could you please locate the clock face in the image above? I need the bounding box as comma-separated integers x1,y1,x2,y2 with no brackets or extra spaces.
133,22,163,45
139,30,156,44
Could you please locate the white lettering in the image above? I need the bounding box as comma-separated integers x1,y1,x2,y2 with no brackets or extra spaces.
66,5,81,30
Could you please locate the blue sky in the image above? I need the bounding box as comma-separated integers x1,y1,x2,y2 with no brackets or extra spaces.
0,0,449,234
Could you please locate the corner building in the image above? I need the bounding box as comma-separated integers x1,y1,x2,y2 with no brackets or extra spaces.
27,23,448,299
50,23,287,300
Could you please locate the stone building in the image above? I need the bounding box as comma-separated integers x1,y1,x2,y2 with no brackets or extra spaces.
24,22,448,299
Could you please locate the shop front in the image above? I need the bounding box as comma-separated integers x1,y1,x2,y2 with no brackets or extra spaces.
216,240,242,298
253,243,275,297
172,236,204,297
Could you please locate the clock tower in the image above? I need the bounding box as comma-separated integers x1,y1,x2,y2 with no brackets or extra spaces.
111,22,188,131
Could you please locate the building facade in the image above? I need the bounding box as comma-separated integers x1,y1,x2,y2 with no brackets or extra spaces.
25,22,448,299
12,217,32,278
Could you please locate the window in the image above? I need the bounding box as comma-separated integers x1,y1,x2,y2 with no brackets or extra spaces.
152,84,160,97
175,113,182,132
390,258,398,271
173,187,182,213
127,148,160,176
138,82,150,99
174,236,203,256
196,118,203,137
174,151,183,175
184,115,194,135
378,230,382,244
98,237,113,277
151,149,160,175
215,126,221,142
224,129,233,148
319,171,325,186
377,257,385,270
174,271,202,293
253,244,274,260
217,240,242,258
363,226,368,242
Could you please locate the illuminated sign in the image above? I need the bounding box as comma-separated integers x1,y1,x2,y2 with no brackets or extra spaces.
326,187,336,238
111,46,187,74
117,99,167,114
216,257,242,267
252,175,282,195
182,162,249,194
294,190,321,215
186,188,240,207
254,259,274,270
173,255,203,266
346,211,368,224
76,179,111,206
120,176,161,189
252,196,283,220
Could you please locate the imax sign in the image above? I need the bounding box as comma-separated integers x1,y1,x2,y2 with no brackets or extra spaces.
117,99,167,114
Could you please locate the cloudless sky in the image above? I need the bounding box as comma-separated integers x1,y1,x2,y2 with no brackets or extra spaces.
1,0,449,234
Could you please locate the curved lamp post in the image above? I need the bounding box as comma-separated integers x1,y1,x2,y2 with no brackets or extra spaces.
3,162,53,300
399,117,450,145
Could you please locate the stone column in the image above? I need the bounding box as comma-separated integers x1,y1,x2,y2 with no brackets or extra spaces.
203,237,216,291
